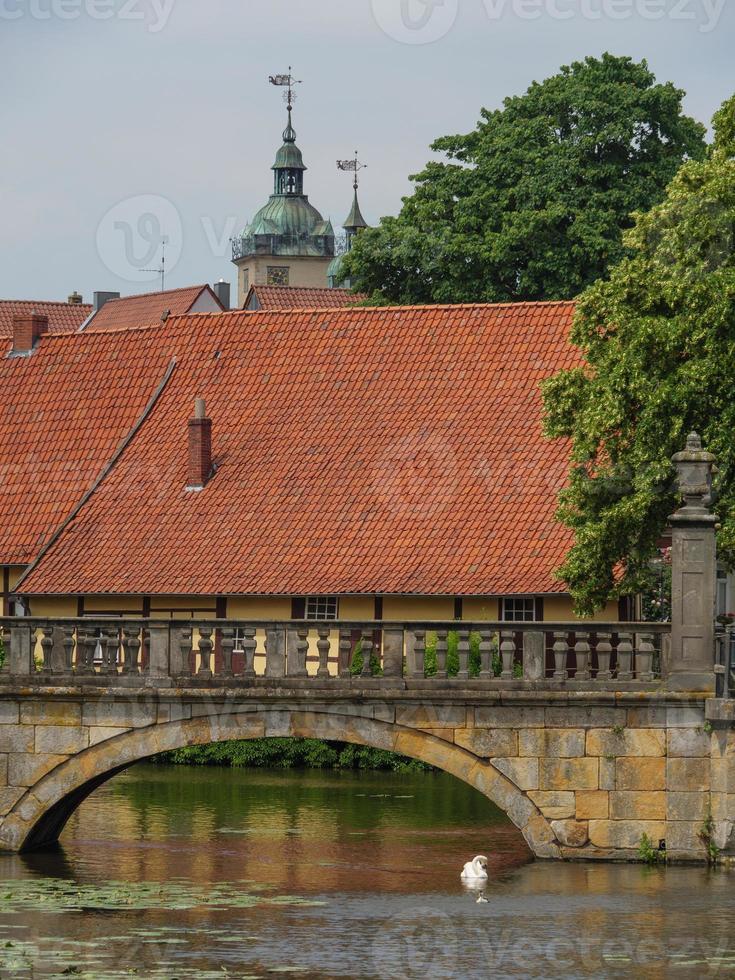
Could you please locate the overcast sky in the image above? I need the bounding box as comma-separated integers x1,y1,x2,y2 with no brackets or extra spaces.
1,0,732,302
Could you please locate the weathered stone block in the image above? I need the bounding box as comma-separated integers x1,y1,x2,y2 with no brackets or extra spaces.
454,728,517,758
709,757,735,794
626,706,667,728
586,728,665,758
157,703,192,723
588,819,666,849
0,726,34,754
20,702,81,726
473,706,544,728
667,791,709,822
34,726,88,755
88,726,130,747
519,729,585,758
0,786,24,816
492,757,539,791
395,704,467,729
550,818,589,847
667,757,709,792
665,821,707,853
539,758,599,791
8,753,66,787
528,791,575,820
81,702,157,729
545,706,625,729
0,754,6,788
665,707,706,729
615,757,665,791
575,790,609,820
506,792,536,828
0,703,19,725
667,728,711,758
599,757,616,791
609,791,666,820
523,812,560,855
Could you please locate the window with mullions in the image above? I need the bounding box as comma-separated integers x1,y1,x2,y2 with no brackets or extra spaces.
305,596,338,621
501,596,537,622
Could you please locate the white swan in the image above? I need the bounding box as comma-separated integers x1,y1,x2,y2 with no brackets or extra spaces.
460,855,488,880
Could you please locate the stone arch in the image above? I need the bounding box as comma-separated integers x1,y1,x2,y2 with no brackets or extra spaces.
0,708,559,858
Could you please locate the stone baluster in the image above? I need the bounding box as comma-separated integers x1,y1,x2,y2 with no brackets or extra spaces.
177,628,193,678
500,630,516,680
62,626,75,675
220,627,235,678
75,630,92,674
411,629,425,679
457,629,470,681
264,627,286,678
436,629,448,680
360,628,374,677
102,628,120,675
552,632,569,681
242,627,257,679
616,632,633,681
574,631,591,681
479,629,494,680
338,629,353,678
595,632,612,680
636,632,656,682
122,627,141,675
316,626,331,678
522,631,545,681
197,626,214,678
287,627,308,678
39,627,53,675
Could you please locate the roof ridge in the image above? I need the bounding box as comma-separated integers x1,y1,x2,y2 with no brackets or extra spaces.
101,284,208,304
0,299,93,308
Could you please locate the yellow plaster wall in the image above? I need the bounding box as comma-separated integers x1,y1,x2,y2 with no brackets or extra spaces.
382,596,455,621
462,598,501,622
28,597,78,618
338,597,374,620
543,596,620,623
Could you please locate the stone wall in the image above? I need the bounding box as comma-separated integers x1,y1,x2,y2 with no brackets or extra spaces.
0,687,732,862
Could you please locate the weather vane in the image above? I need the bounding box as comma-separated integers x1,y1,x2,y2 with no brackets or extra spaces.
269,66,302,111
336,152,367,191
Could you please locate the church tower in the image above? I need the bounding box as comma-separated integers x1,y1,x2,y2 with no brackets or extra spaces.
232,70,335,306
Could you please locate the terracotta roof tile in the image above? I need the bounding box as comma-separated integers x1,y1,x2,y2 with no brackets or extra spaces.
17,301,579,597
0,299,92,339
85,285,222,332
246,285,364,310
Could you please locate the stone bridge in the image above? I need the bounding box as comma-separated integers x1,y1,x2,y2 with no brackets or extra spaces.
1,615,734,863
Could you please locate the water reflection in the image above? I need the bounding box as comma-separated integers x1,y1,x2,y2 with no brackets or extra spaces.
0,763,733,978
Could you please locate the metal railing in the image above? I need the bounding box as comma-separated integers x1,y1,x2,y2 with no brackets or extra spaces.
0,617,673,690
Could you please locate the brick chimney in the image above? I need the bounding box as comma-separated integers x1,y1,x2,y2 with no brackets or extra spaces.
12,312,49,354
67,291,83,305
187,398,212,489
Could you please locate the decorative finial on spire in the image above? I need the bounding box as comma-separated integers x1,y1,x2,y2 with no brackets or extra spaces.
270,67,301,143
337,151,367,191
337,153,369,234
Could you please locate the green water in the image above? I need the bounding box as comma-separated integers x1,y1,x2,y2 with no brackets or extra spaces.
0,763,733,978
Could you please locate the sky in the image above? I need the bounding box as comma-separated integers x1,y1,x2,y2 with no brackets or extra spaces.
1,0,733,302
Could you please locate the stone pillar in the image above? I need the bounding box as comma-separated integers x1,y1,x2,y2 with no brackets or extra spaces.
668,433,717,692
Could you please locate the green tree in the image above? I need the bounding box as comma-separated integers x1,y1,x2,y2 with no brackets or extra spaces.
542,96,735,614
343,54,705,305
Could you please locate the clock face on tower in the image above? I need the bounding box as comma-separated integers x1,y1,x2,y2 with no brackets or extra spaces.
267,266,290,286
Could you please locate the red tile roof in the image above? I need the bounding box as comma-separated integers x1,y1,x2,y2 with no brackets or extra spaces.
245,285,364,310
85,285,222,332
0,331,176,565
0,300,92,339
17,301,579,597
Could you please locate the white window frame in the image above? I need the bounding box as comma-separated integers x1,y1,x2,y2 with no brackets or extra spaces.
305,596,339,621
501,596,537,623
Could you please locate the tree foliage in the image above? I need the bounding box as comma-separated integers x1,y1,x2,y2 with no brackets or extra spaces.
343,54,706,305
542,95,735,614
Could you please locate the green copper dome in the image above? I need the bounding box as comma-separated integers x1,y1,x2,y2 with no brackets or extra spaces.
247,196,327,239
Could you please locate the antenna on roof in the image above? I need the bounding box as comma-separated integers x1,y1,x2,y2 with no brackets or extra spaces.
142,238,167,292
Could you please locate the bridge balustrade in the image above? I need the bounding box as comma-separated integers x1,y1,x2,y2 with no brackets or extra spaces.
0,617,672,689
